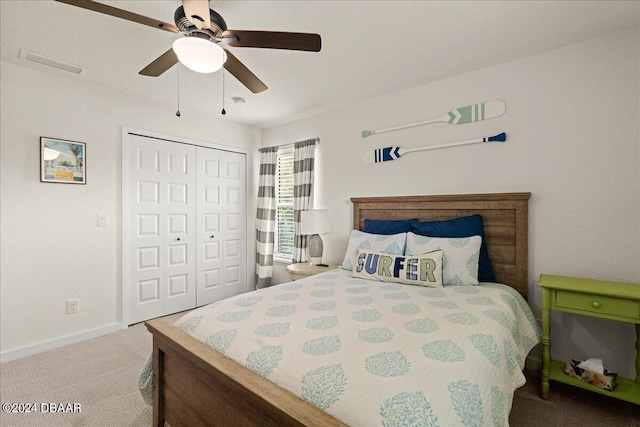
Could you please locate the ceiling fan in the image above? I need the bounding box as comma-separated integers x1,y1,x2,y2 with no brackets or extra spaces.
54,0,322,93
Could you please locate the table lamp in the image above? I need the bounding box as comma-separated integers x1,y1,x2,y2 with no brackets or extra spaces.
300,209,331,265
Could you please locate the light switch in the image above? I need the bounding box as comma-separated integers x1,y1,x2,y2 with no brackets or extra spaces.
98,214,109,227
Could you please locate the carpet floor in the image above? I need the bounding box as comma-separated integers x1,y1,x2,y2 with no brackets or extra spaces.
1,313,638,426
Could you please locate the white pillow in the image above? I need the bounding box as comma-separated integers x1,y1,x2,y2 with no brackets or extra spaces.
351,249,444,288
405,232,481,285
340,230,406,271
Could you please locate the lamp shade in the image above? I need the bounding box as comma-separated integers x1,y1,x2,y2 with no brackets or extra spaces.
172,37,227,73
300,209,331,235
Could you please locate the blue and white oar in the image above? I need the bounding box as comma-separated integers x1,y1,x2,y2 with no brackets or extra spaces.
363,133,506,164
362,100,506,138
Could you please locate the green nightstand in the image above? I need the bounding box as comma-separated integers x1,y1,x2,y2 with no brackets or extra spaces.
540,274,640,404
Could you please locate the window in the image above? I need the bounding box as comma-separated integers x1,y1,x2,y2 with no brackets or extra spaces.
274,146,294,259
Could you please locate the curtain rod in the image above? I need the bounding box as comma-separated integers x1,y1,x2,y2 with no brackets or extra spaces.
258,137,320,152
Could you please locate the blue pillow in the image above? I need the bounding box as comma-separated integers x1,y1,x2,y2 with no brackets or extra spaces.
411,215,495,282
363,218,416,235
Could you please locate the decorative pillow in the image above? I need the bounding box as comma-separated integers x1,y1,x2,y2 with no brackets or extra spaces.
340,230,406,271
411,215,495,282
406,232,481,286
363,218,416,235
351,249,444,288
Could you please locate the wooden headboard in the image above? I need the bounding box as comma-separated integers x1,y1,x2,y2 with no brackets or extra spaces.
351,193,531,299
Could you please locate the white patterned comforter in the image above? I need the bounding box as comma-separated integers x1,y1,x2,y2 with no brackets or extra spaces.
139,268,540,426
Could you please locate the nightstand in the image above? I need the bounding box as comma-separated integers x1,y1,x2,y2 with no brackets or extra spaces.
286,263,338,281
539,274,640,404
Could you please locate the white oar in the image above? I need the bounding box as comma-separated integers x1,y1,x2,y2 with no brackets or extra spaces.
362,100,506,138
363,133,506,164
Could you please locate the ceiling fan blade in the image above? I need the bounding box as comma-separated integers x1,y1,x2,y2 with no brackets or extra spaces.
222,30,321,52
139,49,179,77
54,0,179,33
182,0,211,31
223,50,267,94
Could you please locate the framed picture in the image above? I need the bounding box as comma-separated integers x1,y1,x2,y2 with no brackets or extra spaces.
40,137,86,184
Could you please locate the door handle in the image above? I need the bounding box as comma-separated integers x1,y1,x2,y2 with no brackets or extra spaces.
210,235,215,238
176,237,181,241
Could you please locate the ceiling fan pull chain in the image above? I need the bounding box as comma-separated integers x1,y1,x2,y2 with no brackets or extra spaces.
176,65,181,117
221,69,226,115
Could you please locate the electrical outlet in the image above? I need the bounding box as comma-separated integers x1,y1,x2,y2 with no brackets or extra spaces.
67,299,79,314
97,214,109,227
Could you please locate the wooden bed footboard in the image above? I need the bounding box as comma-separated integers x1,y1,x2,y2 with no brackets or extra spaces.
145,319,347,427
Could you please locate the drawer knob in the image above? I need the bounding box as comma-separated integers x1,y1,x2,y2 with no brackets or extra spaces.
592,301,601,308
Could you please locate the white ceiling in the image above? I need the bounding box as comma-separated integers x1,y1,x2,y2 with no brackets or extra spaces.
1,1,638,128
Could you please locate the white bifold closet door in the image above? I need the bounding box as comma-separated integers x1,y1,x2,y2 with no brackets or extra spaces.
126,133,246,325
196,147,247,306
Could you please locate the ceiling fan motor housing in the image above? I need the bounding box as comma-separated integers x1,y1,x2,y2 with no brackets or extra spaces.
174,6,227,39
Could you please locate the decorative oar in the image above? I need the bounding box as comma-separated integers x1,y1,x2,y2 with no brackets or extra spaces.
363,133,506,164
362,100,506,138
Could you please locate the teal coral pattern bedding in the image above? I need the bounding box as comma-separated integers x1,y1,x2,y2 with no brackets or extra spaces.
139,269,540,426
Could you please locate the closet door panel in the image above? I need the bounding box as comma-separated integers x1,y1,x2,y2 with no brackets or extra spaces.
196,148,247,305
196,148,224,305
128,137,167,324
221,152,247,300
164,143,197,314
127,135,196,324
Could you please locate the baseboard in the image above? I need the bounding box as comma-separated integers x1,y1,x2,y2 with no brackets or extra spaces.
0,322,124,363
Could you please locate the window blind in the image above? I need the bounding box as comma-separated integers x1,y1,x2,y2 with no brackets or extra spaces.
275,146,294,257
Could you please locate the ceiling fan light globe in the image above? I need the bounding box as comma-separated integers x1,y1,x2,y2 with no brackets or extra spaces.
172,37,227,73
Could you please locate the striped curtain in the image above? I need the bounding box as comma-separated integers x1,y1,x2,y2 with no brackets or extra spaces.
292,139,318,263
255,147,278,289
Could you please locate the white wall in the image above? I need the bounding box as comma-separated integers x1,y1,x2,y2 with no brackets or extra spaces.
262,28,640,377
0,61,260,357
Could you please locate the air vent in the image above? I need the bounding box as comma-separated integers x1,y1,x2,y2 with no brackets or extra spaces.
19,49,87,75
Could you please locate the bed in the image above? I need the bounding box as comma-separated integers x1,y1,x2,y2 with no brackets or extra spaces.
141,192,536,426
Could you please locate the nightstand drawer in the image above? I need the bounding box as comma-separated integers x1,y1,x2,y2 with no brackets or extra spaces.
555,291,640,320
